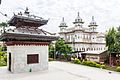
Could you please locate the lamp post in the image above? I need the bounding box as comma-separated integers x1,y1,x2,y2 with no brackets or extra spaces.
72,36,75,58
52,41,56,60
72,37,75,52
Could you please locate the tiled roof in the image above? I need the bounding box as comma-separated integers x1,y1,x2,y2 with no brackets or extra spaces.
0,32,59,42
8,15,48,27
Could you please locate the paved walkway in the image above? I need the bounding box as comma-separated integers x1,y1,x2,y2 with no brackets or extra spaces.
0,61,120,80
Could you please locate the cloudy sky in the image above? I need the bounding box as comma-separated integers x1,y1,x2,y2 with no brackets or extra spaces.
0,0,120,33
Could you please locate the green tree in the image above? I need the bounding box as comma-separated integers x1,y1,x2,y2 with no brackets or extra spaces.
105,27,116,52
0,46,7,66
55,38,72,60
49,43,55,58
0,22,8,33
105,27,116,65
115,26,120,52
105,27,120,65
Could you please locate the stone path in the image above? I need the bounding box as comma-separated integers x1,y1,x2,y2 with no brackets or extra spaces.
0,61,120,80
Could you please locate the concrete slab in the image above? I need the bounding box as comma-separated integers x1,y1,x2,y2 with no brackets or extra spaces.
0,61,120,80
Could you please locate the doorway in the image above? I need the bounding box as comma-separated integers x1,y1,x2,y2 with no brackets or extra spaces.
8,53,11,71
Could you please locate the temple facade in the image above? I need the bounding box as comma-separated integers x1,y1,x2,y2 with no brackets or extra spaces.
59,12,107,54
0,8,58,73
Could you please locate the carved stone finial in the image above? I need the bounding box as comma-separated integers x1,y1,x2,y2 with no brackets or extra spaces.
78,12,80,17
24,7,29,15
62,17,64,22
92,16,94,21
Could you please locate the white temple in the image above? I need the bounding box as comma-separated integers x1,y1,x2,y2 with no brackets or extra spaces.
59,12,107,53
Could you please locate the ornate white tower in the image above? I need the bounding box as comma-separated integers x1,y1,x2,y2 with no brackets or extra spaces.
73,12,84,29
59,17,68,32
59,17,68,40
88,16,98,32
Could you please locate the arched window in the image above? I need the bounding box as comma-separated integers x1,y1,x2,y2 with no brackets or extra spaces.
79,48,81,51
99,48,100,50
87,48,89,51
77,48,78,51
75,35,77,39
104,48,106,50
91,48,93,51
84,48,85,51
83,35,85,39
82,48,84,51
88,48,90,51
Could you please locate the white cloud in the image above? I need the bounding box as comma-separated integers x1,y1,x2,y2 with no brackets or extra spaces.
0,0,120,33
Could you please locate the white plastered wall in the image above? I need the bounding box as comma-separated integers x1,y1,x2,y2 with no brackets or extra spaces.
7,45,48,73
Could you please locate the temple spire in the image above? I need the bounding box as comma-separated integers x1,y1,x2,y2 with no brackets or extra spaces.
73,12,84,24
59,17,68,32
24,7,30,15
59,17,67,27
89,16,97,26
78,12,80,17
88,16,98,32
62,17,64,22
92,16,94,21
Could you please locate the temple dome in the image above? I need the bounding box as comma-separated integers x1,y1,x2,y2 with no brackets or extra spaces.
89,16,98,27
59,17,67,27
73,12,84,24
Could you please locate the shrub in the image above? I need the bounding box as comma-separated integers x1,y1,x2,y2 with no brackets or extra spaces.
80,60,107,69
89,61,97,67
86,61,93,66
81,61,97,67
2,46,7,51
74,58,81,64
101,65,106,69
81,61,87,65
0,60,6,66
85,61,91,66
96,64,101,68
116,66,120,72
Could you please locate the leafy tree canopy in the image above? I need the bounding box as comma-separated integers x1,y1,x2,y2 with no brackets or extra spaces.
106,26,120,52
0,22,8,27
55,38,72,55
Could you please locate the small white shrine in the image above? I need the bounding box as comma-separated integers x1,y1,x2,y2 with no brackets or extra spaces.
0,8,58,73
